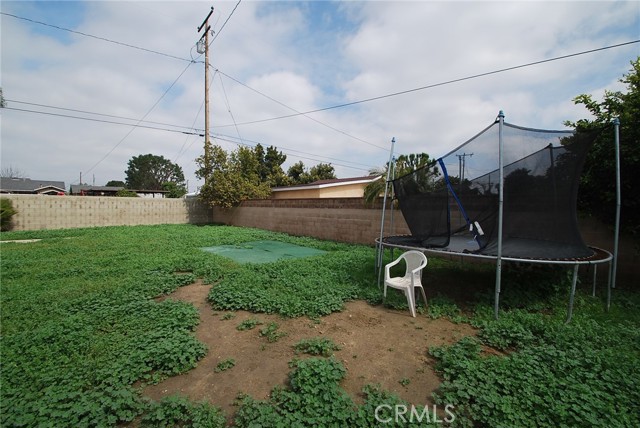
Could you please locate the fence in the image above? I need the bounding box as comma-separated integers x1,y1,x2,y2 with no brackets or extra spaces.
2,194,213,230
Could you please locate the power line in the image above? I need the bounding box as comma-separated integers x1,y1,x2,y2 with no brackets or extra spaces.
215,69,388,151
6,99,204,133
217,39,640,125
3,10,386,152
1,11,193,63
5,106,376,173
82,61,194,176
210,0,242,44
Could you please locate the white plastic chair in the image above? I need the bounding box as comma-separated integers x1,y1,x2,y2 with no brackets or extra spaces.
384,250,428,317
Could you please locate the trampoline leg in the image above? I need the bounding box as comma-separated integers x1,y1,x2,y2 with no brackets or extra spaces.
565,264,579,324
592,264,597,297
606,260,612,312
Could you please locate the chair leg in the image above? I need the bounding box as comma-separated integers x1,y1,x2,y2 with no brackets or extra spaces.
418,286,427,308
406,289,416,317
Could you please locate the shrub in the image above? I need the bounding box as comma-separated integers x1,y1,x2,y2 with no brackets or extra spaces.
0,198,17,231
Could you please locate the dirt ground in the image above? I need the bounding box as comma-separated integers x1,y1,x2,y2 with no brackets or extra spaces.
144,280,477,423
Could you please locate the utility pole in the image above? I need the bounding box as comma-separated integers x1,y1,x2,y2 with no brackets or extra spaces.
456,152,473,184
197,7,214,175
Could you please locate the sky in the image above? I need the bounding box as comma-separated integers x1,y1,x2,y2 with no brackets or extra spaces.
1,0,639,192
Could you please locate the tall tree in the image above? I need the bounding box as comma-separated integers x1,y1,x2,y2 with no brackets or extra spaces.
565,57,639,236
254,144,289,186
125,154,186,193
195,144,271,209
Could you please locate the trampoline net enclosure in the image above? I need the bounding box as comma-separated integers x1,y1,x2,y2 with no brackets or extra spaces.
391,122,598,260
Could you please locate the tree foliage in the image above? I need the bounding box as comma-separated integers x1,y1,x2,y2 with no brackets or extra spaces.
124,154,186,192
286,161,336,185
363,153,436,204
565,57,640,236
195,144,271,209
106,180,125,187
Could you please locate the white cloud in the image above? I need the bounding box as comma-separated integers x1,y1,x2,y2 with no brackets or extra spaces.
1,0,638,191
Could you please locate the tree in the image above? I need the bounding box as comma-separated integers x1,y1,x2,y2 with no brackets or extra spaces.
363,153,436,204
287,161,336,185
0,87,5,108
287,161,306,184
0,165,26,178
195,144,271,209
254,144,289,187
565,57,640,236
162,182,188,199
125,154,186,191
105,180,125,187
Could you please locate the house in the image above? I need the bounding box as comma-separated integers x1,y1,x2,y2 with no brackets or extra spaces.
271,175,381,199
69,185,123,197
0,177,66,195
68,184,168,198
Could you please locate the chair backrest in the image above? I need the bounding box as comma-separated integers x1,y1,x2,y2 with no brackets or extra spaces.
400,250,427,275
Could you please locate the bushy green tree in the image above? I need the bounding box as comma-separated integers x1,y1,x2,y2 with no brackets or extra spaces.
105,180,125,187
0,198,17,231
287,161,336,185
565,57,640,236
255,144,289,187
195,144,271,209
125,154,186,191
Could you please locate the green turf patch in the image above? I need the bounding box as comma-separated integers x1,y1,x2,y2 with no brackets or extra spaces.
201,240,326,264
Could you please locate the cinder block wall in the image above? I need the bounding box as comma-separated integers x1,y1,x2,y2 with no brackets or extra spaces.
212,198,410,245
2,195,212,230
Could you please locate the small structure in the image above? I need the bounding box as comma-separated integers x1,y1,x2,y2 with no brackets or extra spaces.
68,185,168,198
271,175,381,199
0,177,66,195
69,185,123,197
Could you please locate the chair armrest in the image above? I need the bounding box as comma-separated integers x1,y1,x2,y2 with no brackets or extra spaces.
384,257,403,280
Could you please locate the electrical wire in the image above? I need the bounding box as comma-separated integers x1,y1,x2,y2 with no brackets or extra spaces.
5,107,376,173
210,0,242,44
82,61,194,176
215,40,640,126
1,12,193,63
217,71,245,146
6,99,204,134
214,68,388,151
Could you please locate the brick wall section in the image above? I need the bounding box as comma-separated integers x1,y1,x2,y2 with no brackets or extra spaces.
3,195,213,230
212,198,410,245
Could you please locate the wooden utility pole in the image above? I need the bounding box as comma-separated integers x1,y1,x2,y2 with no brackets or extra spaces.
197,7,214,169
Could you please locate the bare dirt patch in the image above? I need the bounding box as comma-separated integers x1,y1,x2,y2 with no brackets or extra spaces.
144,280,476,422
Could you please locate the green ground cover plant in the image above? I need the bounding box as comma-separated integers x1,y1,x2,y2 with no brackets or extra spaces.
1,224,638,426
293,336,342,357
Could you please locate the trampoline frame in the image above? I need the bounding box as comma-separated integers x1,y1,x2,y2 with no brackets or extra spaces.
376,112,621,322
375,235,613,323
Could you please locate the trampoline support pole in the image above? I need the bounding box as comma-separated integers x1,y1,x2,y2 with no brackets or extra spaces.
566,264,579,324
494,111,505,320
611,118,621,293
377,137,396,289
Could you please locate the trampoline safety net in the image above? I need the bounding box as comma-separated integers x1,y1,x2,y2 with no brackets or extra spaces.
392,122,599,260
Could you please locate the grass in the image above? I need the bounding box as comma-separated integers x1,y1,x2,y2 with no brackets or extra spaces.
1,224,638,427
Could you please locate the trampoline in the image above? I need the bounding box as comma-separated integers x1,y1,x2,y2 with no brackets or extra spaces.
376,112,619,322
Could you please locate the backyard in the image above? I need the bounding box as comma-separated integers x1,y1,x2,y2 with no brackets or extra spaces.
0,224,638,427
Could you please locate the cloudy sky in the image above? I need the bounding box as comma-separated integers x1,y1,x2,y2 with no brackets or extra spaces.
2,1,639,192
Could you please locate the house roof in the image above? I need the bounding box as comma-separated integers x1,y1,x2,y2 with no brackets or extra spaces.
0,177,66,193
69,184,123,193
271,175,381,192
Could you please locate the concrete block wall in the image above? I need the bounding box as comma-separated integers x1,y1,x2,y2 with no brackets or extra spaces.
212,198,410,245
2,195,212,231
